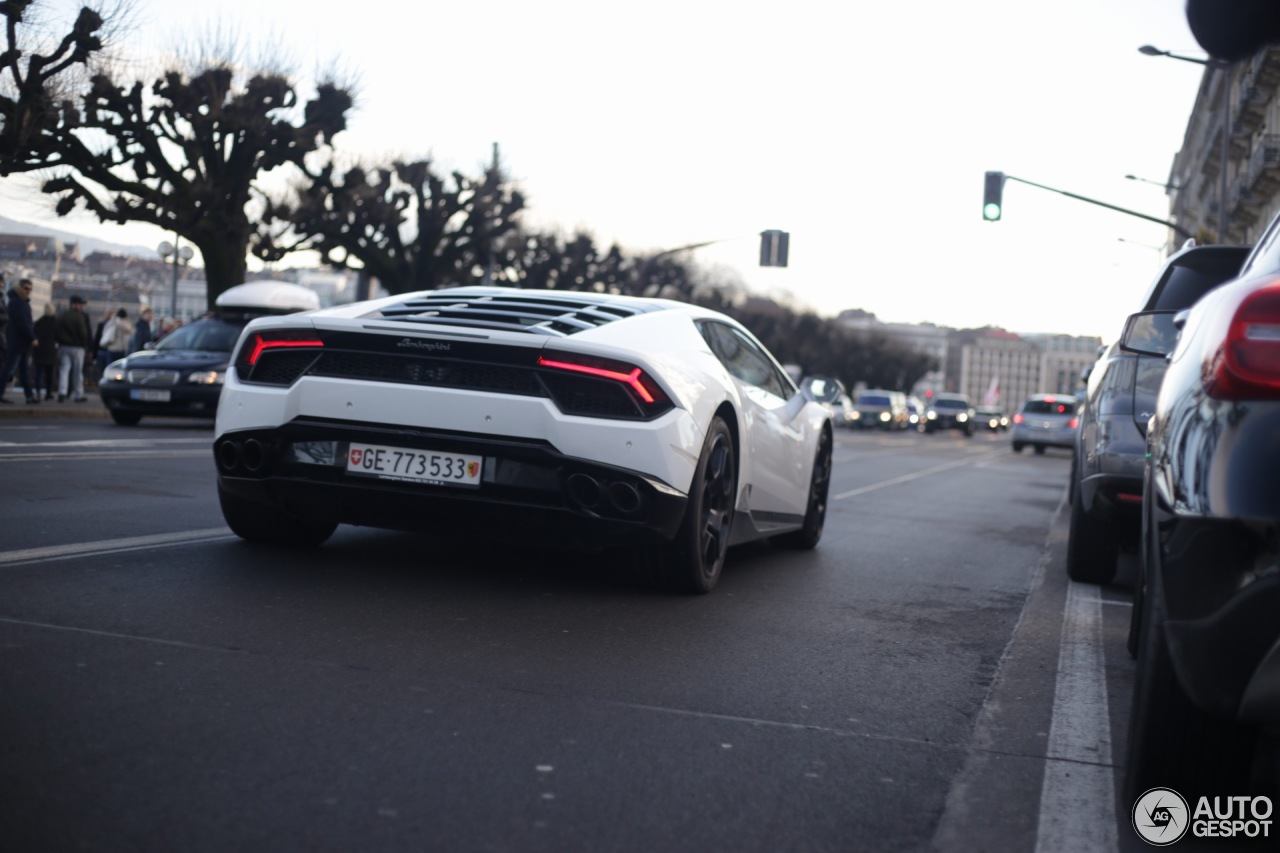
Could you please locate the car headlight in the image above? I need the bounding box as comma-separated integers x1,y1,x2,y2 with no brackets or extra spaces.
850,411,861,420
879,412,890,422
103,361,127,383
927,410,937,419
957,412,968,422
186,370,225,385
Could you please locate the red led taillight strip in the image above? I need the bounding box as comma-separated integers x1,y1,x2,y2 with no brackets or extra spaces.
246,334,324,365
537,356,656,403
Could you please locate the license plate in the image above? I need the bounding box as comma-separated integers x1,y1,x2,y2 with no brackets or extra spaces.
130,389,171,402
345,442,482,488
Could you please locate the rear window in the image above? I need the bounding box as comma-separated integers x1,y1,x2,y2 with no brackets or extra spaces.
1021,399,1075,415
1146,248,1248,311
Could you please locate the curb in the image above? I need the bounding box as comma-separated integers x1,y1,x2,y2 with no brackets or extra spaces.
0,397,111,419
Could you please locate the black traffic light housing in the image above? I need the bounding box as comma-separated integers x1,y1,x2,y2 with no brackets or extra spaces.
759,230,790,267
983,171,1005,221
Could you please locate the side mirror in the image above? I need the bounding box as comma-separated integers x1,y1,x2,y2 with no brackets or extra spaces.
1118,310,1180,358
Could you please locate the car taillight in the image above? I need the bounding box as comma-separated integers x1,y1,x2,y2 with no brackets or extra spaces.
1208,283,1280,399
235,330,324,385
1068,417,1079,429
538,350,672,419
1012,413,1024,424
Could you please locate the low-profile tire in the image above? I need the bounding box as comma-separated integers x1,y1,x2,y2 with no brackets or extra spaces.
1122,567,1260,806
1066,482,1118,584
773,428,832,550
1012,442,1024,453
654,416,736,594
109,410,142,426
218,481,337,547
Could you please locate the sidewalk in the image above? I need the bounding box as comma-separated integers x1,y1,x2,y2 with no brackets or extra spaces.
0,393,110,420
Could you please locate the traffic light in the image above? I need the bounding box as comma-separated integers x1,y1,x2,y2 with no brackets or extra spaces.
983,171,1005,221
759,230,790,267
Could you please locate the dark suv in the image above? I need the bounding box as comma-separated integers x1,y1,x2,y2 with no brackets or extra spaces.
1066,242,1249,584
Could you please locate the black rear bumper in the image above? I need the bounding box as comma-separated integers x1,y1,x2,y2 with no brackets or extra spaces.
215,419,688,551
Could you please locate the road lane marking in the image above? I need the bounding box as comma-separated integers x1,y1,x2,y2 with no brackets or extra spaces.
0,450,211,462
0,527,235,566
831,449,1006,500
0,438,210,448
1035,581,1117,852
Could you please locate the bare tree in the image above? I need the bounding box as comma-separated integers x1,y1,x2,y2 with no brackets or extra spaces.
265,156,525,294
0,1,107,173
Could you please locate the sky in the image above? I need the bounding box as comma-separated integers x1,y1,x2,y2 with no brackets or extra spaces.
1,0,1211,341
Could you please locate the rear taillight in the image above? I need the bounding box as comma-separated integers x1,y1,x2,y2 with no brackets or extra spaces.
538,350,672,419
1068,417,1079,429
1012,413,1024,424
1208,283,1280,399
235,330,324,385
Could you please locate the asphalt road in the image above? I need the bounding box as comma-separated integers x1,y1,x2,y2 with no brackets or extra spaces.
0,418,1148,852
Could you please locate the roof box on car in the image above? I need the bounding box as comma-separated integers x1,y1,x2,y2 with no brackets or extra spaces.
215,281,320,318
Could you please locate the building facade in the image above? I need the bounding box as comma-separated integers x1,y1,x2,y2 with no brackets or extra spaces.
1168,46,1280,249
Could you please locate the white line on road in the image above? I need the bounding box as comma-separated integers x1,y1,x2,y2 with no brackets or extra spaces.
1035,581,1117,852
0,527,235,566
831,449,1006,500
0,450,211,462
0,438,210,447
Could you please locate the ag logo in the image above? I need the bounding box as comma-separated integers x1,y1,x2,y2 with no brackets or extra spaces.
1133,787,1190,845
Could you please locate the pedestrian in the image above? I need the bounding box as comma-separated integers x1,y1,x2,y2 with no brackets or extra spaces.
130,306,154,353
0,278,39,404
93,307,113,382
0,271,8,358
32,302,59,400
55,295,93,402
99,307,133,366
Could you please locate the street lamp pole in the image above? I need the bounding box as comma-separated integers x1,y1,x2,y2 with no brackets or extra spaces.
1139,45,1233,242
157,237,194,319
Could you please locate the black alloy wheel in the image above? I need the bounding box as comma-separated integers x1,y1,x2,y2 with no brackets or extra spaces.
657,416,736,593
774,428,832,550
1065,482,1118,584
218,481,337,547
1122,564,1261,806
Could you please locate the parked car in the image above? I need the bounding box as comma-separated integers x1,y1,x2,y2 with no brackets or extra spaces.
974,406,1008,432
1067,242,1250,584
98,282,320,426
213,287,834,594
849,389,908,430
1122,241,1280,803
1009,394,1077,454
923,392,975,435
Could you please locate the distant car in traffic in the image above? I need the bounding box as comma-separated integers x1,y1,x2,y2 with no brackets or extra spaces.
1009,394,1077,454
1067,242,1250,584
98,282,320,426
905,395,926,431
849,389,908,430
974,406,1008,432
923,392,975,435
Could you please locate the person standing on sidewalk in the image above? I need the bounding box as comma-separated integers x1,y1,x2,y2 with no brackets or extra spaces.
0,272,8,365
0,278,39,404
32,302,59,400
55,295,93,402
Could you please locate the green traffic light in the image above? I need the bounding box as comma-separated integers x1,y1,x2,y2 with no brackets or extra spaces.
983,203,1002,221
